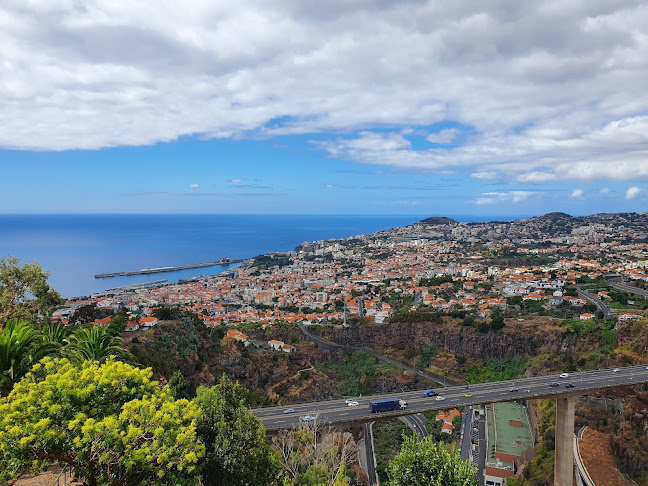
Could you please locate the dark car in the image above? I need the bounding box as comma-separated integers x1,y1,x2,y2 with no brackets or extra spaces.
508,387,519,392
549,382,560,387
565,383,575,388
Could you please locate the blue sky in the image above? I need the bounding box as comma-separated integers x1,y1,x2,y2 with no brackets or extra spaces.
1,1,647,217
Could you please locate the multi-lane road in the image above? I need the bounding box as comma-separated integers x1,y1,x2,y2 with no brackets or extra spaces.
253,366,648,431
576,287,615,317
607,278,648,299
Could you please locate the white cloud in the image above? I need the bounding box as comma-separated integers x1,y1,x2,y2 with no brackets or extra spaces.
626,186,644,200
571,188,584,198
1,0,648,187
426,128,459,144
476,191,535,205
600,187,610,195
471,171,498,180
188,183,199,188
230,178,244,184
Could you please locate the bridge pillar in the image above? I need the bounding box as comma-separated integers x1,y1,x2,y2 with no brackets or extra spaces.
554,395,577,486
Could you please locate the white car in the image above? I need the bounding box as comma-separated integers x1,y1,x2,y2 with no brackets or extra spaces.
346,400,359,407
559,373,569,378
435,396,445,401
344,399,356,405
303,415,315,422
612,368,620,373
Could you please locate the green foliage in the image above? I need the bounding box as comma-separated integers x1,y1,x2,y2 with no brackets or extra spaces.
317,352,397,396
489,308,505,331
296,464,329,485
153,306,185,320
507,296,523,306
419,275,454,287
416,346,438,370
0,321,44,395
372,420,414,483
508,401,556,486
195,376,284,486
387,435,477,486
168,370,192,400
253,254,292,270
108,310,129,334
70,304,99,325
0,254,63,328
465,355,528,384
0,357,204,485
522,299,544,313
65,325,133,365
383,292,415,313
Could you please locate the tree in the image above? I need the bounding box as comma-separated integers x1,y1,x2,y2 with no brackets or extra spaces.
168,370,191,400
194,376,284,486
0,321,43,395
0,357,204,485
0,255,63,329
70,304,98,325
64,325,133,365
387,435,477,486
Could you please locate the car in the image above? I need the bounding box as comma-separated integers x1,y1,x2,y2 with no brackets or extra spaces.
283,408,295,414
435,396,445,401
344,399,355,405
559,373,569,378
565,383,575,388
346,400,359,407
303,415,315,422
549,382,560,387
423,389,438,397
612,368,620,373
508,387,519,392
464,393,473,398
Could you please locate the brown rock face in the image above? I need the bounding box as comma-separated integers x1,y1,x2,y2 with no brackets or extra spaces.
317,319,579,360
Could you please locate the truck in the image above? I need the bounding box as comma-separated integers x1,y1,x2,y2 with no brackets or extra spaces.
423,389,438,397
369,397,408,413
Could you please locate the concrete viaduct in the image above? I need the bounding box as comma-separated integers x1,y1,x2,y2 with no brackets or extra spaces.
253,365,648,486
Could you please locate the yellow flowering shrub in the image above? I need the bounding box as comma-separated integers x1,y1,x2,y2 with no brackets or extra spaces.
0,357,204,485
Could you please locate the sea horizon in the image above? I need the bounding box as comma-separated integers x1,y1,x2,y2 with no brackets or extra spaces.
0,212,534,298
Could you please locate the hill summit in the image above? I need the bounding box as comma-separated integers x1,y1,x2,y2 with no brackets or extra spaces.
418,216,458,225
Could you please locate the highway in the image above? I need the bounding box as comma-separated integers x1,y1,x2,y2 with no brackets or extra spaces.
576,287,615,317
400,413,429,440
607,279,648,299
253,365,648,431
364,423,379,486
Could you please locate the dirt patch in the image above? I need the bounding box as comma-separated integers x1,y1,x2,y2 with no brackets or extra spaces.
579,428,625,486
9,465,63,486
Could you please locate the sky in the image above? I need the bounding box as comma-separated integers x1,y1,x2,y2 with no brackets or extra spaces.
1,0,647,217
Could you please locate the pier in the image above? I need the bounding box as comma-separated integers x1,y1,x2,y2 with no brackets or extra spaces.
94,258,247,278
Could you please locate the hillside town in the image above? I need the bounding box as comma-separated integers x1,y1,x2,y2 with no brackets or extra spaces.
55,212,648,336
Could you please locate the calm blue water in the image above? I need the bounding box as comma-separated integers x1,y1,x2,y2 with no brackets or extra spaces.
0,214,442,298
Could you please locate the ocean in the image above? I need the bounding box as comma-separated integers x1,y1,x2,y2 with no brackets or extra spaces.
0,214,439,298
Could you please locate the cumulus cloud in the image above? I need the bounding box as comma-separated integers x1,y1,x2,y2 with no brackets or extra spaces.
188,183,199,188
2,1,648,185
626,186,645,200
600,187,610,195
471,171,498,180
426,128,459,144
229,178,244,185
571,188,584,198
475,191,535,205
